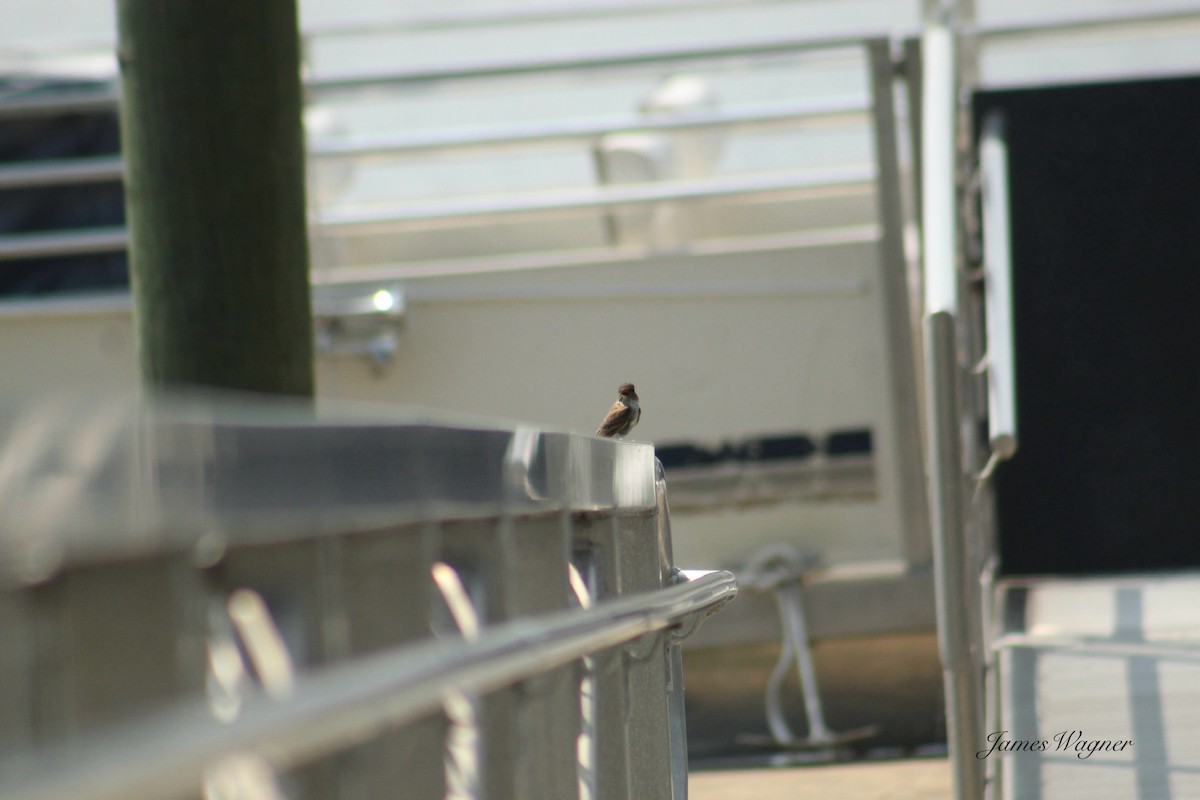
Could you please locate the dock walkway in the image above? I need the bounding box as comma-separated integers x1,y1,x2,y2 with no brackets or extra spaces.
690,758,950,799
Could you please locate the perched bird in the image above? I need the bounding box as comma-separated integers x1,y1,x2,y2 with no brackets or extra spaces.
596,382,641,438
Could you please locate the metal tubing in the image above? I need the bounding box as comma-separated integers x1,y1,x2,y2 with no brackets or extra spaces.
902,36,924,232
921,22,958,316
315,165,874,232
303,0,1200,41
995,635,1200,662
306,4,1200,95
655,461,688,799
979,112,1018,459
0,571,736,800
776,582,832,742
0,90,120,120
0,179,873,266
867,38,933,569
0,228,878,312
973,1,1200,40
0,99,866,191
311,97,868,160
0,227,129,262
0,156,123,190
665,644,689,800
307,34,874,94
0,292,133,320
654,459,678,586
3,2,1198,114
305,0,829,39
925,310,984,800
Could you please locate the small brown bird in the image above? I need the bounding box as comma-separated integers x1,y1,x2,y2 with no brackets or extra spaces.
596,382,641,438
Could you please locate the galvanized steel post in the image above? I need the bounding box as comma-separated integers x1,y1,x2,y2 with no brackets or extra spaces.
921,10,986,800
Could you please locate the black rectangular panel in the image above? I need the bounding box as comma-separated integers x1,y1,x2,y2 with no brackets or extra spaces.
976,76,1200,575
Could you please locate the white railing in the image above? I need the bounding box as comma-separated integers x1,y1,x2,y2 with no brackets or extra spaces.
5,4,1199,274
0,28,885,269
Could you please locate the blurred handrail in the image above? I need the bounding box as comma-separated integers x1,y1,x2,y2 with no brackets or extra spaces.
0,97,867,191
0,155,123,189
994,634,1200,661
970,1,1200,40
304,0,800,39
0,570,737,800
305,2,1200,95
303,0,1200,41
306,32,875,94
8,2,1196,271
4,0,1199,66
0,167,871,263
311,96,868,159
314,165,874,232
0,226,128,263
0,88,120,120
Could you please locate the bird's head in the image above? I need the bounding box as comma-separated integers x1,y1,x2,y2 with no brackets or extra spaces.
618,382,637,398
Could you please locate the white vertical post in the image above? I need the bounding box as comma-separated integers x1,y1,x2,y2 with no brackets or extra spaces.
922,22,959,316
980,113,1019,459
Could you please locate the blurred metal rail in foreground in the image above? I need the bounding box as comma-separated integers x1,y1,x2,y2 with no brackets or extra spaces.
0,395,735,800
2,576,736,800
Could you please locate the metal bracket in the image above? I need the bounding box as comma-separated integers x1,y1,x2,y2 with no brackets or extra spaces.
624,630,664,662
313,282,405,369
738,545,878,751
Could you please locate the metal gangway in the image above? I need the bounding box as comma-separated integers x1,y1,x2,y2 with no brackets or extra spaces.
0,394,736,799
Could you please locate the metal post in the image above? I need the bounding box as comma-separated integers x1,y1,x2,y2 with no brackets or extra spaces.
902,36,925,231
866,38,933,569
978,113,1018,462
926,311,984,800
921,11,992,800
616,509,674,800
116,1,315,395
921,21,959,319
655,461,689,800
918,28,985,797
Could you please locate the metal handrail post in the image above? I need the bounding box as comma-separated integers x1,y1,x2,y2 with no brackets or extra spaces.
656,459,687,800
926,312,984,800
921,13,985,800
979,112,1018,463
866,37,933,569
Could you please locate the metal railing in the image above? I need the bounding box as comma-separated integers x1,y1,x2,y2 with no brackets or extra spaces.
301,0,818,39
2,574,735,800
309,96,867,160
8,4,1197,282
0,394,736,800
0,96,870,192
313,165,874,233
304,32,871,94
0,28,885,273
0,22,891,379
